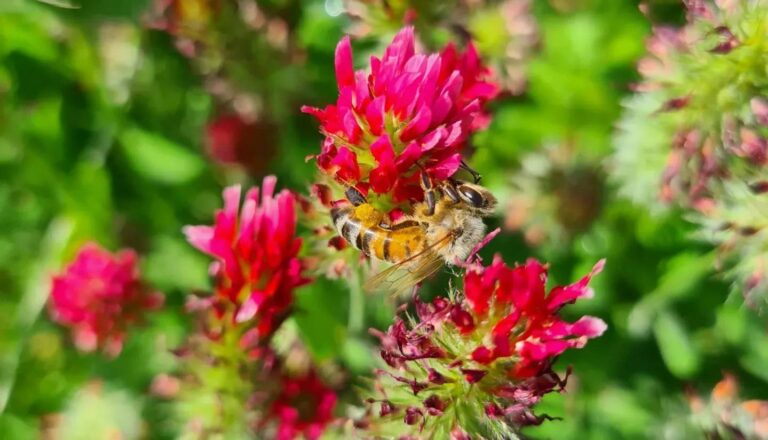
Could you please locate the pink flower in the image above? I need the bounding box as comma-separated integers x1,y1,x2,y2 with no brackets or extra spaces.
363,256,606,437
183,176,310,341
49,242,163,357
267,370,338,440
303,27,499,206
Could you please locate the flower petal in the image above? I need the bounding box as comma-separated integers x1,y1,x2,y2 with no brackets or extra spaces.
335,36,355,88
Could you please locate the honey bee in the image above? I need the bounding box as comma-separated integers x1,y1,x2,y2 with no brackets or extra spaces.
330,174,497,294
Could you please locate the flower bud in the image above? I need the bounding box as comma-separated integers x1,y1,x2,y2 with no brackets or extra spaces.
404,407,423,425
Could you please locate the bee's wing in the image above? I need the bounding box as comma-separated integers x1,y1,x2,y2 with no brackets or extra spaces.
363,233,453,297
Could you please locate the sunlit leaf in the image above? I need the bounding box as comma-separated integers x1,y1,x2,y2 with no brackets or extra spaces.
654,310,700,378
119,126,205,185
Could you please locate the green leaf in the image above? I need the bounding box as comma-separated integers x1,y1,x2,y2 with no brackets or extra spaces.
55,0,151,21
341,337,375,373
0,216,75,412
119,126,204,185
68,161,114,242
740,332,768,383
653,310,700,378
714,303,747,346
628,253,713,337
291,279,348,360
651,253,714,301
143,236,211,292
592,387,655,436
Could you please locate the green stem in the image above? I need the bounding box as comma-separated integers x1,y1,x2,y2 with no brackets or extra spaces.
348,268,365,334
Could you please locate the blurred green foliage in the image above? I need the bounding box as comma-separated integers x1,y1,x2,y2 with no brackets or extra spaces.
1,0,767,439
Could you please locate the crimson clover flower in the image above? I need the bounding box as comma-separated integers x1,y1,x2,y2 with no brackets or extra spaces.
266,369,339,440
302,27,499,207
613,0,768,303
49,242,163,357
362,256,606,438
184,176,310,343
614,0,768,209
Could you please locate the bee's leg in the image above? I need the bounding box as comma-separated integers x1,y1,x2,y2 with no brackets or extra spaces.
420,172,438,216
345,186,367,206
459,160,482,184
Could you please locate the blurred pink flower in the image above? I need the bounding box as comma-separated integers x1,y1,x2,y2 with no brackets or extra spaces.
183,176,310,342
267,369,338,440
49,242,163,357
302,27,498,205
150,373,181,399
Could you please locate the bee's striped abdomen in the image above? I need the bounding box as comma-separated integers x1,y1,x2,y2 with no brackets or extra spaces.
331,206,360,246
331,205,426,263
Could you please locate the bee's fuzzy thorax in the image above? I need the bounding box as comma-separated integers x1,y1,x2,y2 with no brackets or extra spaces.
418,200,488,265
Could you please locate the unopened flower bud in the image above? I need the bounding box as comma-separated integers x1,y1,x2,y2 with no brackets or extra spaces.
461,368,487,384
424,395,446,416
427,369,447,385
380,400,396,417
404,407,423,425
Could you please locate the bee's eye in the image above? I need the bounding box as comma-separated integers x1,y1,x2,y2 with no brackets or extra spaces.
458,186,485,208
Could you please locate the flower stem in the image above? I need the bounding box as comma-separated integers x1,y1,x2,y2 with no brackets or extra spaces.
348,268,365,334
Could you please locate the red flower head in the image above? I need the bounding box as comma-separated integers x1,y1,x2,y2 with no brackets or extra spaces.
184,176,310,342
464,256,607,378
363,256,606,438
302,27,499,207
49,242,163,357
267,369,338,440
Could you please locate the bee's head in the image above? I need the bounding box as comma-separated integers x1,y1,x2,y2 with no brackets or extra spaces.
455,182,497,216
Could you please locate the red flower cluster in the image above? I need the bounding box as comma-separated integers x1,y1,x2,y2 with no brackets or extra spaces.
465,256,607,378
365,256,606,437
49,242,163,357
184,176,310,341
302,27,499,205
267,369,339,440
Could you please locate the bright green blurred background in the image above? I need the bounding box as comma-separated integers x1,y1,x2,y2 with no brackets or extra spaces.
1,0,767,438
